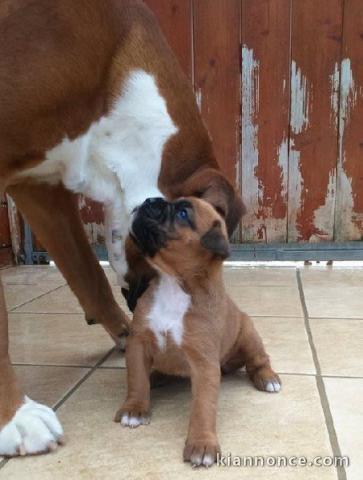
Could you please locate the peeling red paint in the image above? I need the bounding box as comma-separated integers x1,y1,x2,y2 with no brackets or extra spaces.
335,0,363,240
288,0,343,242
79,197,104,225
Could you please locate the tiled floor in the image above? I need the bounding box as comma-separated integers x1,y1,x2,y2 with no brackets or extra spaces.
0,264,362,479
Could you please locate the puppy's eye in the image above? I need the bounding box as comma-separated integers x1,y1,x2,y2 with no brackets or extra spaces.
176,208,188,220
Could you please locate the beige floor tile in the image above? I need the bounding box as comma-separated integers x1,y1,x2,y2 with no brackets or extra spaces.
303,284,363,319
310,319,363,377
224,266,297,286
228,285,303,317
253,317,315,374
103,267,119,286
324,378,363,480
9,313,114,366
300,266,363,287
0,372,335,479
14,365,89,407
301,266,363,319
4,284,62,311
1,265,65,286
100,349,125,368
12,284,128,314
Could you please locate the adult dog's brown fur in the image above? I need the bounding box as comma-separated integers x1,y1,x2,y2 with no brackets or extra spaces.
0,0,244,455
117,197,280,467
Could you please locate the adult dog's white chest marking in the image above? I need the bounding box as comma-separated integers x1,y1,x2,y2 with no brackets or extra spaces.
19,70,178,283
147,274,191,349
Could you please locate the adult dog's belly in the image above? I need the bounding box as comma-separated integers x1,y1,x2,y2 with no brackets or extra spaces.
16,70,177,284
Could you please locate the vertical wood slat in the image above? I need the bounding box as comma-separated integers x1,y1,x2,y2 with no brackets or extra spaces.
193,0,241,186
288,0,343,242
144,0,193,79
0,195,13,266
335,0,363,241
79,196,105,246
0,197,11,248
241,0,291,243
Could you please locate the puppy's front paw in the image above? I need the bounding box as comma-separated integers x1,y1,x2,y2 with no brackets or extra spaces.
114,404,150,429
183,439,221,468
0,397,64,457
252,366,281,393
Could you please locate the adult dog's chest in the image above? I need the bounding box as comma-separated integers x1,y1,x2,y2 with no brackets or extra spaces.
19,70,177,281
20,70,176,209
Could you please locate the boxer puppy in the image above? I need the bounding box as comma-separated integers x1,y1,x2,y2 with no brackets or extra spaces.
115,197,281,468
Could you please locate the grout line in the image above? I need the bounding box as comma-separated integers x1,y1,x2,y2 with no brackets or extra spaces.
297,270,347,480
8,312,85,316
8,284,66,312
97,365,126,370
309,316,363,321
322,374,363,380
52,348,115,411
12,363,100,369
11,363,363,380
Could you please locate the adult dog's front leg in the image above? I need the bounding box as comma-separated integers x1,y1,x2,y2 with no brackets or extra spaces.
7,182,130,344
183,351,221,468
0,277,63,456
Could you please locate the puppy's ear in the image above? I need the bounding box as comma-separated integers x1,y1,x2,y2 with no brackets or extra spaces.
201,223,230,260
172,168,245,236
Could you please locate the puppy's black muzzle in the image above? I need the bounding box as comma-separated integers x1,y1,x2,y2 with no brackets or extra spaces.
131,197,169,256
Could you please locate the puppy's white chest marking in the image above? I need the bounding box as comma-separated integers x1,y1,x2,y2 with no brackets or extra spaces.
18,70,177,282
147,274,191,349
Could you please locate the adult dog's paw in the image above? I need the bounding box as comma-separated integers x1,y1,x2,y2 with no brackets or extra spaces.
183,439,221,468
0,397,64,456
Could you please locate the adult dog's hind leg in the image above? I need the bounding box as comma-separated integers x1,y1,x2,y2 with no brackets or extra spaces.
7,182,130,344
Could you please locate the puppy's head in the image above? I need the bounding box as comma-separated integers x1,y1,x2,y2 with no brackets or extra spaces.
131,196,230,277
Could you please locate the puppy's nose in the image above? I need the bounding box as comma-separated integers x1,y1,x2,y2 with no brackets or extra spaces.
141,197,167,220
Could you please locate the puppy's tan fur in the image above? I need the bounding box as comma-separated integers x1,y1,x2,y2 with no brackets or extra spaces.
116,198,280,467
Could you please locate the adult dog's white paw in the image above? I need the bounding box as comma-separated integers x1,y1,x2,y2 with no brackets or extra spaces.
0,397,64,456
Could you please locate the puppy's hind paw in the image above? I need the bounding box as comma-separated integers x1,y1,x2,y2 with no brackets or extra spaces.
251,366,281,393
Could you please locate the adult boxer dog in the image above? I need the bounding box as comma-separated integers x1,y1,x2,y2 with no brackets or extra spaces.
117,197,280,467
0,0,244,457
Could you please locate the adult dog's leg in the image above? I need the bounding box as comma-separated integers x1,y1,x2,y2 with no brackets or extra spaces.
7,182,130,343
0,276,64,455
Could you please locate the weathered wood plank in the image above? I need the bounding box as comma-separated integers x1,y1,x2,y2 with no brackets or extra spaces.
0,247,13,268
288,0,343,242
241,0,291,243
79,196,105,246
144,0,193,78
335,0,363,241
0,199,11,248
193,0,241,185
6,194,23,262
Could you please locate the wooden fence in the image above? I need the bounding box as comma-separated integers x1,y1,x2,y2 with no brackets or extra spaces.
1,0,363,265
